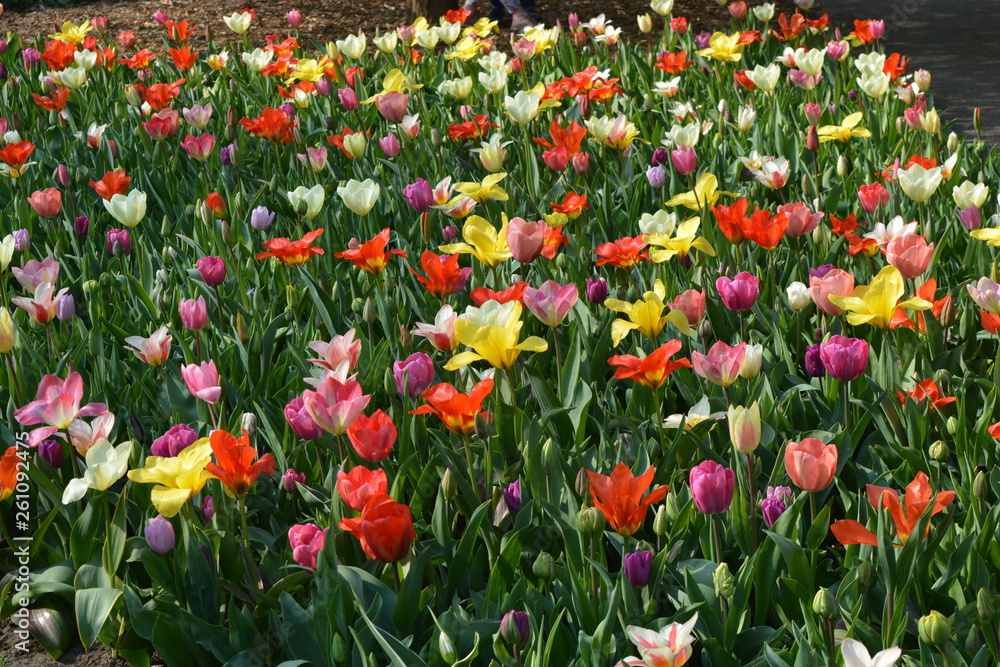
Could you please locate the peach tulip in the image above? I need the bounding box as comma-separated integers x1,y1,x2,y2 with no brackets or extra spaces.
784,438,837,492
885,234,934,279
809,269,855,316
505,217,546,263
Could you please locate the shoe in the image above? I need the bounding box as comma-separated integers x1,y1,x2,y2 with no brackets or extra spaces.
510,9,532,31
463,9,482,27
525,10,545,26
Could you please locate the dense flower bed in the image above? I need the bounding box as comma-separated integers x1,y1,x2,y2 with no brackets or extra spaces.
0,3,998,666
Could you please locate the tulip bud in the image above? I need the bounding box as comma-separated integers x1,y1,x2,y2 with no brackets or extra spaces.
739,345,762,379
921,109,940,135
38,439,63,468
624,550,653,587
974,470,987,498
54,164,71,187
947,132,958,153
26,605,72,657
974,108,982,135
637,13,653,33
331,634,347,663
929,440,949,462
946,416,958,436
806,125,819,152
145,515,176,553
533,552,555,580
235,312,249,343
282,468,306,492
786,281,810,310
442,468,457,499
575,467,590,497
241,412,257,435
714,563,735,600
697,318,713,340
541,438,556,473
913,69,931,93
577,507,605,536
837,155,849,178
812,588,837,620
201,495,215,521
500,611,530,647
978,589,996,625
572,152,590,174
918,611,951,646
362,297,376,323
438,631,457,663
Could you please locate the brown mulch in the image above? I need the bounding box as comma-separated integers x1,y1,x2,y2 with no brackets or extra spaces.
2,0,804,51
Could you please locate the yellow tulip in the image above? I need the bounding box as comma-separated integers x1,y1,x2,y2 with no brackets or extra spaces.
439,214,512,267
605,280,692,346
465,18,498,38
361,69,423,103
696,32,746,62
666,173,737,211
828,265,931,328
49,20,92,44
817,112,871,143
455,172,509,203
970,227,1000,247
0,307,15,354
286,57,333,84
127,440,214,517
644,215,715,262
444,301,548,370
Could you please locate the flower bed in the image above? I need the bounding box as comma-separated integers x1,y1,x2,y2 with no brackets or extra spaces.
1,4,998,666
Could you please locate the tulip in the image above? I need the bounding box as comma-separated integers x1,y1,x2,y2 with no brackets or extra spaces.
178,296,208,331
739,344,762,379
375,91,409,122
285,9,302,25
897,163,943,203
11,283,68,325
523,281,579,327
151,424,198,457
180,360,222,404
37,438,63,468
338,88,359,110
379,134,400,156
829,265,931,328
0,308,15,354
28,188,62,218
500,611,531,647
716,272,759,311
505,89,543,125
572,153,590,174
196,257,226,287
284,397,325,441
784,438,837,492
886,234,934,279
103,190,146,227
303,376,370,435
444,301,548,371
804,344,826,377
145,515,175,553
337,179,380,216
392,352,436,398
646,165,666,188
968,278,1000,313
809,268,855,316
105,229,132,256
338,492,416,562
858,183,890,213
124,326,172,367
403,178,434,213
250,205,275,231
180,134,215,161
804,102,823,125
502,480,522,513
778,202,823,237
223,9,253,34
182,104,213,130
55,294,74,321
689,460,735,514
287,184,325,219
761,486,792,527
671,145,697,175
282,469,306,493
440,215,512,268
692,340,746,388
74,216,90,236
586,463,667,536
347,410,397,462
412,305,459,352
62,438,132,504
728,402,760,453
12,230,30,252
288,523,329,570
787,281,810,310
624,550,654,587
819,336,868,381
586,277,608,304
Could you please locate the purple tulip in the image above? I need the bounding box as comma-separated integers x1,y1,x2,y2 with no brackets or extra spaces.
284,396,325,441
55,294,75,321
22,48,42,68
671,145,697,175
201,496,215,521
502,480,522,512
623,550,653,587
75,216,91,236
379,134,401,156
106,228,131,256
314,77,331,96
958,206,982,231
282,468,306,492
441,225,458,242
689,460,735,515
338,88,359,111
38,439,63,468
403,178,434,213
393,352,436,398
145,515,175,553
279,104,296,118
250,205,275,231
694,32,712,49
586,277,609,304
809,264,836,280
650,147,669,166
151,424,199,457
12,229,30,251
804,344,826,378
0,63,8,81
500,611,530,647
646,165,666,188
716,272,759,312
219,144,235,166
196,256,226,287
818,335,869,382
761,486,792,527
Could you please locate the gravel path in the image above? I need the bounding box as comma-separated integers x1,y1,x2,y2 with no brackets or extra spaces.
825,0,1000,144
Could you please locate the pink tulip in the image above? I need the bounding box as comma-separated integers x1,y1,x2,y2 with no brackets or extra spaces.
284,396,326,441
302,376,371,435
809,269,854,316
307,329,361,372
777,202,824,237
282,468,306,492
285,8,302,25
857,183,890,214
958,206,982,231
670,146,697,175
338,88,359,111
288,523,329,570
716,272,759,312
142,108,180,141
412,305,459,352
523,280,579,327
124,326,172,367
181,360,222,404
375,92,409,122
818,335,868,382
803,102,822,125
572,153,590,174
505,218,546,263
968,278,1000,313
670,289,706,325
692,341,746,388
152,10,168,24
68,413,116,454
13,256,59,292
379,134,400,156
11,282,69,325
178,296,208,331
182,104,213,129
296,146,328,173
196,257,226,287
14,372,109,446
28,188,62,218
690,460,735,514
885,234,934,279
180,134,216,161
728,1,747,19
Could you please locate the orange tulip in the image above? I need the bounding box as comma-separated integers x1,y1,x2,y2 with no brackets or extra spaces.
339,492,416,563
408,251,470,299
0,447,22,502
896,379,956,409
551,192,590,219
335,228,408,275
470,282,528,306
89,169,131,201
168,46,198,71
205,429,276,496
410,379,493,435
240,107,297,144
784,438,837,492
593,236,649,269
41,40,77,70
255,229,325,266
607,339,693,390
586,463,668,536
890,279,952,333
32,86,71,112
336,466,388,511
831,472,955,546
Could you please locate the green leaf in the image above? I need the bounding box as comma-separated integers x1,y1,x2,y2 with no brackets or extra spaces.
75,588,122,650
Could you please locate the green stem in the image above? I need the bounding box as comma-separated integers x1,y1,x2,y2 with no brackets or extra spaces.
238,494,262,591
745,452,758,551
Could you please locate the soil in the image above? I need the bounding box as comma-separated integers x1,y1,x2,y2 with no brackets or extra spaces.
0,618,139,666
0,0,802,52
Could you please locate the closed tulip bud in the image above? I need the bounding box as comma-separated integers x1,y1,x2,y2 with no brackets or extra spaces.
974,108,982,135
786,281,810,310
533,552,555,580
438,632,457,663
739,344,762,379
55,294,75,321
241,412,257,435
714,563,735,600
918,611,951,646
624,550,654,587
697,318,713,340
541,438,556,472
728,401,761,452
282,468,306,492
974,470,987,498
578,506,605,536
362,297,376,324
913,69,931,92
947,132,958,153
234,312,249,343
653,504,670,535
929,440,949,462
0,308,15,354
572,152,590,174
500,611,530,647
946,416,958,436
442,468,457,499
812,588,837,620
978,589,996,625
802,173,815,199
637,13,653,32
806,125,819,152
474,412,490,443
837,155,849,178
37,438,63,468
921,109,940,135
145,515,176,553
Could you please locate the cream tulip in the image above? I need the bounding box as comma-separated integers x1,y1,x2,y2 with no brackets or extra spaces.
337,179,380,216
103,190,147,228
